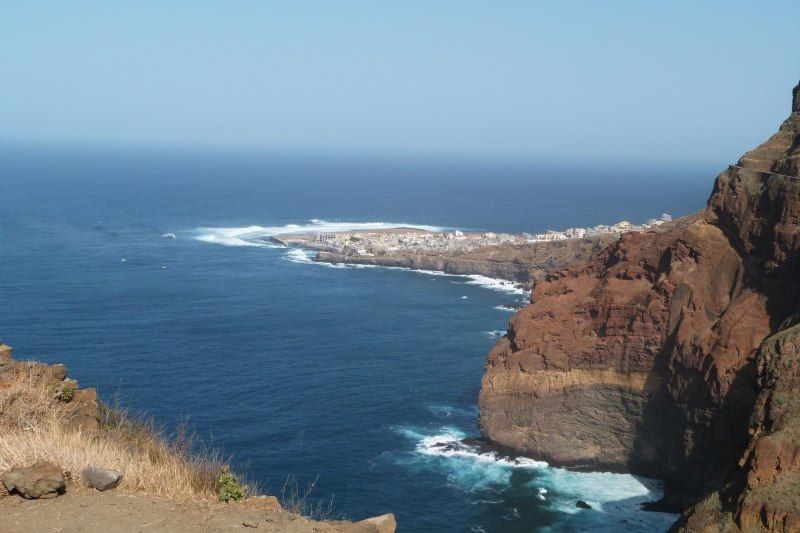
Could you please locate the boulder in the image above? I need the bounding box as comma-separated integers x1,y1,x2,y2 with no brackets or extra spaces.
26,361,68,382
0,343,12,359
1,460,66,499
63,388,101,433
242,495,282,512
576,500,592,509
82,466,123,491
0,343,13,374
346,513,397,533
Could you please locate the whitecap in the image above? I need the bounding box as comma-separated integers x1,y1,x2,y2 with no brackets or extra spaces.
483,330,505,338
493,305,517,312
460,275,527,295
283,248,314,263
394,424,677,530
194,227,278,248
162,232,176,239
415,430,548,469
194,220,447,247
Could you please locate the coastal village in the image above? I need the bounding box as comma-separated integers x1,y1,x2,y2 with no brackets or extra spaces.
272,214,672,258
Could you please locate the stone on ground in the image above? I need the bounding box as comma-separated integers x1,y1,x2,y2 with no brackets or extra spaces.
346,513,397,533
1,460,66,499
82,466,123,491
243,495,282,512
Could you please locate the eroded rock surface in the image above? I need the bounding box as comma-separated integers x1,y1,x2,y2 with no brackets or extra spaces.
479,82,800,529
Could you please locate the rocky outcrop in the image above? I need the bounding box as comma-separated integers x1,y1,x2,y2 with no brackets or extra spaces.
479,81,800,528
346,514,397,533
0,343,101,434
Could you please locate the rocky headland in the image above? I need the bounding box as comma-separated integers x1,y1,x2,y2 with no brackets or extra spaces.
271,218,673,287
479,82,800,531
314,235,617,286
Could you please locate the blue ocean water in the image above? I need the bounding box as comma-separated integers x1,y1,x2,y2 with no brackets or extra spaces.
1,146,713,532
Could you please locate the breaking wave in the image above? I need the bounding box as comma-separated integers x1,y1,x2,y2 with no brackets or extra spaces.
413,429,548,469
459,275,527,295
493,305,518,312
193,220,446,247
283,248,315,263
393,423,678,531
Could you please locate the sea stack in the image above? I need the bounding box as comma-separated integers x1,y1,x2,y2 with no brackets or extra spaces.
478,81,800,529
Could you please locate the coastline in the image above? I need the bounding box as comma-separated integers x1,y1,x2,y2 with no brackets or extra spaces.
261,216,678,289
284,232,618,287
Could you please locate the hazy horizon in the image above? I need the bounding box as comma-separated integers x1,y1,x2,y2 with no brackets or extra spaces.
2,2,799,164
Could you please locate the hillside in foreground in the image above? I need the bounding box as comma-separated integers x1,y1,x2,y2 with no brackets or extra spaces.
0,343,395,532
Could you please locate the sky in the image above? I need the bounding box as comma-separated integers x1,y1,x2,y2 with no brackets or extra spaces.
1,1,798,163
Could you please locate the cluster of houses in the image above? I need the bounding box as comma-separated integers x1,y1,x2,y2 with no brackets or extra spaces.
304,214,672,257
524,213,672,242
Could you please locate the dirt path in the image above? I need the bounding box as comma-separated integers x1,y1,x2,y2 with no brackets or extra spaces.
0,490,387,532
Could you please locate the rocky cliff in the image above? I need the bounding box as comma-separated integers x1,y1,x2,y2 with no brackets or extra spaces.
479,82,800,530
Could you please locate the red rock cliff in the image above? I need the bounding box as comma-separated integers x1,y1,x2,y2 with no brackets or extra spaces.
479,82,800,528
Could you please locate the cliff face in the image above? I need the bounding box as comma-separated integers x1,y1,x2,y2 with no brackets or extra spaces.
479,82,800,526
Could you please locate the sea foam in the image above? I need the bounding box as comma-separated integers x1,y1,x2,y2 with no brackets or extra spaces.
416,430,548,469
460,275,527,295
396,423,677,531
193,219,446,247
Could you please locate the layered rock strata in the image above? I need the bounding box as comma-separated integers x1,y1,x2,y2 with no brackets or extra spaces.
479,82,800,529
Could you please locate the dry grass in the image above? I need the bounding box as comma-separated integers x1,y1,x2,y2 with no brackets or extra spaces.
280,474,337,520
0,369,244,502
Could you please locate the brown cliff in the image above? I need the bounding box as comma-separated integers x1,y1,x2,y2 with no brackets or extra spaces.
479,82,800,530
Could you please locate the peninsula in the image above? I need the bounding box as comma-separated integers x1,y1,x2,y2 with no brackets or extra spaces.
271,215,673,287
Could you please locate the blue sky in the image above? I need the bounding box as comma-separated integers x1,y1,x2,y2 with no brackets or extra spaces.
1,1,798,162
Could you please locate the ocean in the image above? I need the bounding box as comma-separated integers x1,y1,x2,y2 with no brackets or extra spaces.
1,145,713,532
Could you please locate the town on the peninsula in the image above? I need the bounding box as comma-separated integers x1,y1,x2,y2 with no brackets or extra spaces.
269,214,672,258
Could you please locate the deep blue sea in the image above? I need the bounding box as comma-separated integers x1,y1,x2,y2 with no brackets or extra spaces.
1,145,713,532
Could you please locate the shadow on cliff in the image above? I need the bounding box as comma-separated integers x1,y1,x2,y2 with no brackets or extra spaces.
625,195,800,513
629,324,759,513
